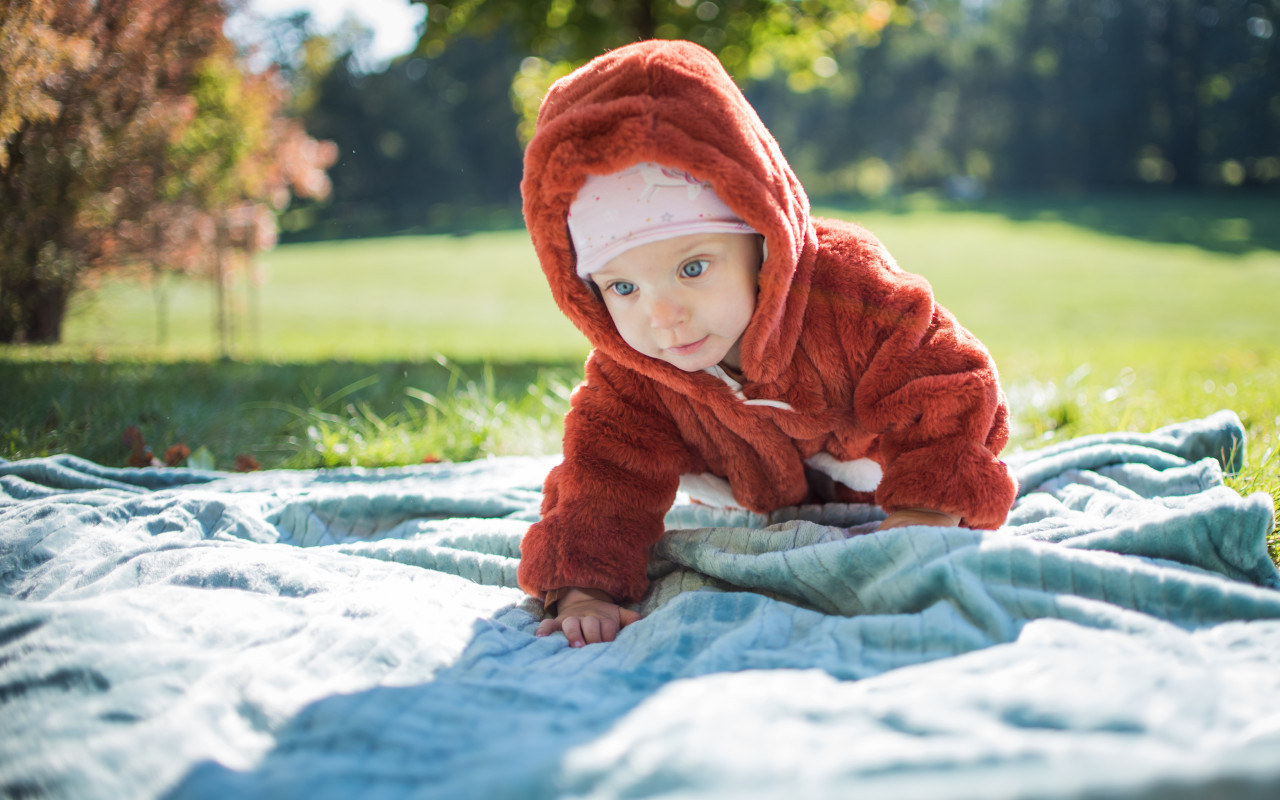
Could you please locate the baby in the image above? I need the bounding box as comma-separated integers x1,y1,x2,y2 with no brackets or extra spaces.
519,40,1017,647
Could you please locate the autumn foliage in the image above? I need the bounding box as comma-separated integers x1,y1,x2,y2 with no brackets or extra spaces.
0,0,336,344
122,424,259,472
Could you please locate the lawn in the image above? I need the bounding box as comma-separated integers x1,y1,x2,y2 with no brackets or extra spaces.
55,230,586,362
3,195,1278,556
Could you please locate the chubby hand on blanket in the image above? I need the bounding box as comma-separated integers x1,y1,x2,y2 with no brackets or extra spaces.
536,587,641,647
878,508,962,531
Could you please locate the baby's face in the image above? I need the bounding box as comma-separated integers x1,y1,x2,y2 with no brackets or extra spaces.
590,232,761,372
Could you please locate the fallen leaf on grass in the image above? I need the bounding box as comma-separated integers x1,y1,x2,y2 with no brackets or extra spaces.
187,447,216,471
123,425,159,468
234,454,261,472
128,450,161,468
164,443,190,467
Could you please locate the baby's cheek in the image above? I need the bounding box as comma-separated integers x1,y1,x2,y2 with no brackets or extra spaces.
611,316,653,356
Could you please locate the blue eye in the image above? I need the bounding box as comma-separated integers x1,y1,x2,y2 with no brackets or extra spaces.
680,260,708,278
610,281,636,296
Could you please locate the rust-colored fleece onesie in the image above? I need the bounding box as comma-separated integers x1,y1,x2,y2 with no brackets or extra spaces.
518,39,1018,606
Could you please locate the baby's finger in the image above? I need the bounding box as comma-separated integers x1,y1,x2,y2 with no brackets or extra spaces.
561,616,585,648
535,617,562,637
599,617,620,643
580,615,603,644
619,608,641,627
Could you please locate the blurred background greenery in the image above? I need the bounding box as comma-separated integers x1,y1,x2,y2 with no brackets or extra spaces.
5,0,1278,350
1,1,1277,558
274,0,1280,243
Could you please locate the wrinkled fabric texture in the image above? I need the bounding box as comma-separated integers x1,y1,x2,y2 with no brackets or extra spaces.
1,411,1279,799
520,40,1016,603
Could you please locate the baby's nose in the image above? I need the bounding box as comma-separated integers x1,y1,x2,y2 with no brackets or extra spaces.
647,294,687,329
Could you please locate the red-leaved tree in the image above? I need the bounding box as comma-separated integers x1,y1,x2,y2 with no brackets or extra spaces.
0,0,335,346
112,45,337,352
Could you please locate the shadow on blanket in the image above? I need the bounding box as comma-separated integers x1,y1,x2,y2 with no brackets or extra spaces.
1,411,1278,799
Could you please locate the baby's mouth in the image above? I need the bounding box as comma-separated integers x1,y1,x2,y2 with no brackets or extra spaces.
668,335,709,356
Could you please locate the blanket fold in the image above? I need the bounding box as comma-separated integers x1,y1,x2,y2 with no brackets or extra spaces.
1,410,1277,800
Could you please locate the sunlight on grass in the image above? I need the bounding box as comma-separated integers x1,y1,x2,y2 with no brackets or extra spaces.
58,230,587,362
829,206,1280,359
256,357,574,467
996,346,1280,560
48,207,1280,366
6,206,1278,555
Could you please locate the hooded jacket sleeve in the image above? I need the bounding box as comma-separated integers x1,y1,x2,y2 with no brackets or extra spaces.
518,354,695,605
817,219,1017,529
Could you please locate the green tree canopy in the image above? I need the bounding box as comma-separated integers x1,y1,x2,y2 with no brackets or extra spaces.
281,0,1279,244
412,0,911,138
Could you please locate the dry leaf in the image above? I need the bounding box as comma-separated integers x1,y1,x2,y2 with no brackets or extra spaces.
187,447,216,471
163,442,191,467
124,425,156,468
127,449,159,468
233,454,261,472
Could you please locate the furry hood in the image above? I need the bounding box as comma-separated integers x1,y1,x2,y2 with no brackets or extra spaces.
521,39,817,386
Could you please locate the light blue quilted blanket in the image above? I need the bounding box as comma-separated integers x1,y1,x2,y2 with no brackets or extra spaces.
1,410,1278,799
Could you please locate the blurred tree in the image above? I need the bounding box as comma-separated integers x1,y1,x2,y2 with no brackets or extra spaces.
0,0,222,343
996,0,1279,191
0,0,336,346
0,3,93,165
129,48,336,353
412,0,912,139
761,0,1280,197
290,31,525,240
278,0,1279,245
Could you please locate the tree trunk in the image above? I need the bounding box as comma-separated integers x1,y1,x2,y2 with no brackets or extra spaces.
0,277,72,344
215,222,231,359
153,264,170,347
631,2,657,41
28,287,69,342
151,223,169,347
247,263,260,355
1165,0,1203,188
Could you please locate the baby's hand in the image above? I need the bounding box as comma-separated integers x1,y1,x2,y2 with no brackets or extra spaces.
536,587,641,647
878,508,961,530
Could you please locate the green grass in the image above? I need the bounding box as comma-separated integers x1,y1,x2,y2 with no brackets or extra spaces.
42,197,1280,364
57,230,585,362
3,196,1278,560
0,358,579,469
